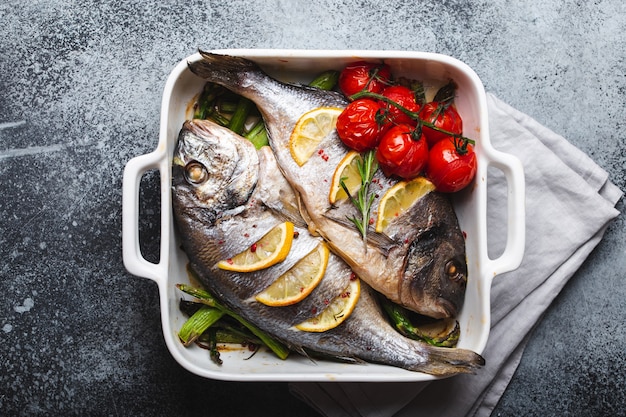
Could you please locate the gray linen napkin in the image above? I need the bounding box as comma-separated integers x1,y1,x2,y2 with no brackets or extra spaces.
289,93,623,417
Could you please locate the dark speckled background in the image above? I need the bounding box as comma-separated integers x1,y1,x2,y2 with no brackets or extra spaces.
1,1,624,416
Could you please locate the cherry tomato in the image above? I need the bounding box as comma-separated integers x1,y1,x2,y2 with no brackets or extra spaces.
380,85,420,125
336,99,389,152
419,101,463,147
375,124,429,179
426,138,477,193
338,61,392,97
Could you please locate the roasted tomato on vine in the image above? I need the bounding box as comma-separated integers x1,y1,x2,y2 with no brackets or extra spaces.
426,137,477,193
375,124,429,179
419,101,463,147
380,85,420,125
338,61,392,97
336,98,389,152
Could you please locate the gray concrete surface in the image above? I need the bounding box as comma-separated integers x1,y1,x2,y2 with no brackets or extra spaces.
1,1,624,416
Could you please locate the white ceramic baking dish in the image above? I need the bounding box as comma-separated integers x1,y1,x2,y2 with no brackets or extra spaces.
122,49,525,382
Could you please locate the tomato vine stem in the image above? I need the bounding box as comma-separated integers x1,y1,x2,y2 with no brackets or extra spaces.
348,91,475,146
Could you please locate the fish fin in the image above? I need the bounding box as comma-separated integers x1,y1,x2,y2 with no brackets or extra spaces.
414,346,485,376
189,51,267,95
366,231,397,255
264,204,308,229
300,348,363,365
321,213,396,255
287,189,324,238
190,51,258,76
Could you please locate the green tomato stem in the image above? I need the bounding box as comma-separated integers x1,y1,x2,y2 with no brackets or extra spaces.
349,90,475,145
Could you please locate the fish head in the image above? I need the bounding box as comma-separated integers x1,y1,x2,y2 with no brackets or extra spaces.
401,221,468,319
172,119,259,223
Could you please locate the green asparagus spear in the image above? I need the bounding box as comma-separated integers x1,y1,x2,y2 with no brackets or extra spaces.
206,328,223,365
244,119,269,149
178,305,224,346
218,101,238,114
190,317,263,365
208,110,231,127
198,327,261,346
380,296,460,347
195,69,339,150
176,283,290,360
194,82,229,119
308,70,340,90
228,97,254,135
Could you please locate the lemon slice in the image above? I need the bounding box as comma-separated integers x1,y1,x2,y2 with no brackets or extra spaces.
375,177,436,233
289,107,343,166
255,242,330,306
295,277,360,332
217,222,294,272
328,150,363,204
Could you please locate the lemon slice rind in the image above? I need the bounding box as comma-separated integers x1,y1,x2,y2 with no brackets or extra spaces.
329,150,363,204
375,177,436,233
295,277,360,332
217,222,294,272
289,107,343,166
255,242,330,307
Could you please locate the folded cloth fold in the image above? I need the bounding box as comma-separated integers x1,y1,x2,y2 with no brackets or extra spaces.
289,93,623,417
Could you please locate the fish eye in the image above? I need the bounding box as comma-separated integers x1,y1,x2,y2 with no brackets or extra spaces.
184,161,208,184
445,260,465,282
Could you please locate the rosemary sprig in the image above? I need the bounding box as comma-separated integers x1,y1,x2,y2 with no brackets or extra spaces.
340,149,378,242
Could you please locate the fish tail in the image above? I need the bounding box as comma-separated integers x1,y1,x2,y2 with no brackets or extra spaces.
414,346,485,376
188,51,264,95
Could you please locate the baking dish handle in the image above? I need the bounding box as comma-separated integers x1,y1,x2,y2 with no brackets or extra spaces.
484,148,526,277
122,148,169,284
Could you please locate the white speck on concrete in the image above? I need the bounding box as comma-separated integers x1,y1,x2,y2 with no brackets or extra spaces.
0,120,26,130
3,323,13,333
0,144,66,160
14,297,35,314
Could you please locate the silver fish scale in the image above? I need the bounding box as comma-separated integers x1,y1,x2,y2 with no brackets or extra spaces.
173,120,351,321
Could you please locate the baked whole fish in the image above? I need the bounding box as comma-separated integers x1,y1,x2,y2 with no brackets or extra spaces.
171,119,484,375
188,52,468,319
